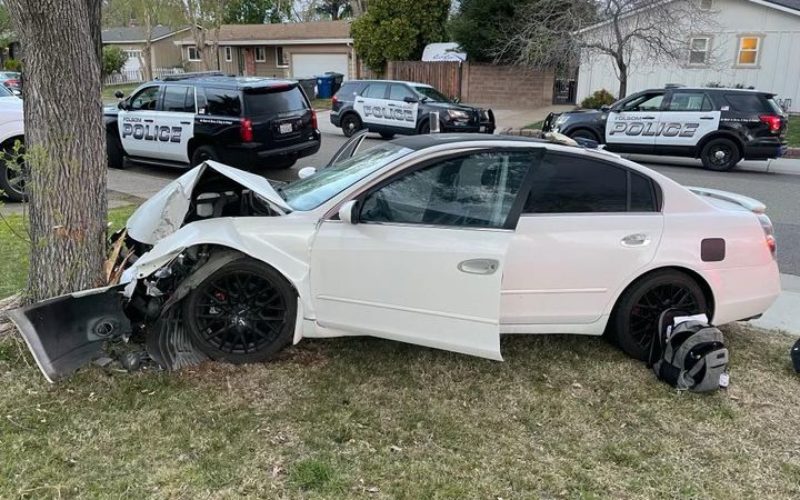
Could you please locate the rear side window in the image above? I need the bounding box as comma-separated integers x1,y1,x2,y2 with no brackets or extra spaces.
162,85,195,113
335,82,362,100
362,83,388,99
244,86,307,116
724,94,767,113
667,92,713,112
525,154,658,213
203,87,242,117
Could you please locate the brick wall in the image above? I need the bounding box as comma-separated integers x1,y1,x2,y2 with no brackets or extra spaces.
462,64,555,108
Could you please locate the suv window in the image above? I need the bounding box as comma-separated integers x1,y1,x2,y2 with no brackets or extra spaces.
129,86,160,111
724,93,767,113
203,87,242,117
244,86,307,116
360,151,532,229
620,93,663,112
163,85,195,113
335,82,362,101
362,83,388,99
666,92,713,112
389,84,415,101
525,154,657,213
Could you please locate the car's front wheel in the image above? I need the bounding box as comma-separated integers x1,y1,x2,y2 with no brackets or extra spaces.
610,270,708,361
0,153,27,202
568,129,599,142
341,113,362,138
183,258,296,364
700,138,741,171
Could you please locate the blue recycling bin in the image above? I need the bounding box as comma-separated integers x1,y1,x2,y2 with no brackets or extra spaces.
316,75,334,98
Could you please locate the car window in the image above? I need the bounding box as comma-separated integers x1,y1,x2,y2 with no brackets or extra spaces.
666,92,713,112
203,87,242,117
621,93,663,112
362,83,388,99
389,84,415,101
162,85,195,113
334,82,362,100
244,86,307,116
724,94,767,113
414,86,449,102
525,154,658,213
0,85,11,96
360,151,532,229
128,86,160,111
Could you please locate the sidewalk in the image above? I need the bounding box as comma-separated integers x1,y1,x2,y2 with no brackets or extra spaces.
489,105,574,129
753,274,800,335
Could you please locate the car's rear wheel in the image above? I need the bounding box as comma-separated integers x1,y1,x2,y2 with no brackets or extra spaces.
183,258,296,364
700,138,741,171
568,129,599,142
191,145,219,166
341,114,362,138
107,134,126,169
610,270,708,361
0,153,27,202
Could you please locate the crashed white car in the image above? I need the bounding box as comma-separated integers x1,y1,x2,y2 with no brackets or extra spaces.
10,133,781,382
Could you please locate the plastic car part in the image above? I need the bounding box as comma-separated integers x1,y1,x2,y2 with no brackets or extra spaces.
146,308,208,371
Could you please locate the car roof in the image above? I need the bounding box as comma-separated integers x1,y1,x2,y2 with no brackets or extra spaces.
392,133,550,150
344,79,432,88
649,87,772,95
154,73,297,90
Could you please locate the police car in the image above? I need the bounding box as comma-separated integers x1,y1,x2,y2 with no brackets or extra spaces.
106,72,321,171
542,86,788,171
330,80,495,138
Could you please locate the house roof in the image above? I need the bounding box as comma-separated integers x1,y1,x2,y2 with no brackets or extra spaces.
102,25,189,44
175,20,352,46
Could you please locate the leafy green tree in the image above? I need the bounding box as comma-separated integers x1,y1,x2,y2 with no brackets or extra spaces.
101,45,128,76
448,0,525,62
223,0,291,23
352,0,450,72
314,0,352,20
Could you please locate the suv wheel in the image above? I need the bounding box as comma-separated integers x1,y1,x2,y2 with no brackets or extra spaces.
568,129,599,142
379,132,395,140
700,138,741,171
341,114,362,138
191,145,219,166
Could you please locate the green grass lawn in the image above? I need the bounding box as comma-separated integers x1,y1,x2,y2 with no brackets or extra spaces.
311,98,332,111
0,206,135,298
787,115,799,148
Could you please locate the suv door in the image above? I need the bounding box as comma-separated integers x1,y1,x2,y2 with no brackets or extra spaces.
157,84,196,163
656,90,718,151
118,85,162,159
310,149,535,360
502,152,664,327
354,82,390,130
386,83,420,131
605,92,665,153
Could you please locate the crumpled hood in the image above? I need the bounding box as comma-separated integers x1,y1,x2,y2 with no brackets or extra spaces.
126,160,292,245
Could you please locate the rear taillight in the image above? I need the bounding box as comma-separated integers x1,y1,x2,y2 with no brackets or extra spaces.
757,213,777,259
311,109,318,130
332,95,339,106
240,118,253,142
759,114,782,133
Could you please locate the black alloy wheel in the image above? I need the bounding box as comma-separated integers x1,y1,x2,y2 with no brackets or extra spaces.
341,114,362,138
701,138,741,171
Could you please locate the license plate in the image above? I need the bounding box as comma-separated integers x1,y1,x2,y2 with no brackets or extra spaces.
279,123,293,134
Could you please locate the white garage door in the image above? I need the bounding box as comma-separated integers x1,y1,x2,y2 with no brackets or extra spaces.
291,53,349,80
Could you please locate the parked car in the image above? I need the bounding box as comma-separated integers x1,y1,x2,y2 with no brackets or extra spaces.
10,133,781,382
106,72,321,171
0,71,22,93
0,89,25,201
542,86,788,171
331,79,495,138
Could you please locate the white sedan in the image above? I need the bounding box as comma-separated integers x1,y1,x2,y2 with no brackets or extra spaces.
10,133,781,381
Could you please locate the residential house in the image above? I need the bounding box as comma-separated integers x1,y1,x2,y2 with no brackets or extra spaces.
176,20,355,80
576,0,800,112
102,25,190,76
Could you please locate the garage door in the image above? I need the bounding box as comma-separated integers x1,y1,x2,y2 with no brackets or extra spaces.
291,53,349,80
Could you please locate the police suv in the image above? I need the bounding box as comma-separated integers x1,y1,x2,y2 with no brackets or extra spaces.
542,86,788,171
106,72,321,170
330,80,495,138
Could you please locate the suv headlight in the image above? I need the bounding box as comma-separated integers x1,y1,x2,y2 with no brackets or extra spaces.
447,109,470,120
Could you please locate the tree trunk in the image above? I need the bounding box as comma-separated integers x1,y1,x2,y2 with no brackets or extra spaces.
143,9,154,81
616,59,628,98
7,0,107,303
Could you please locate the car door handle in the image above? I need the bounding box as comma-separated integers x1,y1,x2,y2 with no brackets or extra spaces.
641,116,656,120
180,121,191,125
621,234,651,247
387,103,397,107
355,99,364,103
700,116,714,120
458,258,499,275
144,119,154,123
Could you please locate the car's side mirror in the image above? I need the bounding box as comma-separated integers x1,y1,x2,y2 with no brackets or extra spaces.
297,166,317,179
117,100,129,111
114,90,125,99
452,96,461,104
403,96,419,104
338,200,359,224
600,105,611,112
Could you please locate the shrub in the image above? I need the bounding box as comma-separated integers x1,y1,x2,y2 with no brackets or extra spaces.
580,89,616,109
3,58,21,72
102,46,128,77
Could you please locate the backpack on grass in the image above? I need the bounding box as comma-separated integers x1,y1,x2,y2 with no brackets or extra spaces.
648,309,729,392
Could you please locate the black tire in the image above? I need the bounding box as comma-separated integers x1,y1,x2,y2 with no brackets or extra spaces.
341,113,362,138
183,258,296,364
0,154,27,202
700,138,741,171
107,133,126,169
418,120,432,134
610,270,708,361
379,132,395,140
568,129,599,142
191,145,219,166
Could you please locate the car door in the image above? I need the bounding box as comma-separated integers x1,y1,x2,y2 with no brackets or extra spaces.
353,82,390,129
156,84,196,163
655,90,719,151
605,91,665,153
310,149,535,360
118,84,163,159
502,151,664,327
386,83,420,131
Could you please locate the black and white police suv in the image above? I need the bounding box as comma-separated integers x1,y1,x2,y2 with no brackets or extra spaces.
330,80,495,138
106,72,321,170
542,86,788,171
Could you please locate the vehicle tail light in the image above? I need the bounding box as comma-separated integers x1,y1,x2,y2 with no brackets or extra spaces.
759,114,782,133
311,109,318,130
757,213,777,259
240,118,253,142
332,95,339,107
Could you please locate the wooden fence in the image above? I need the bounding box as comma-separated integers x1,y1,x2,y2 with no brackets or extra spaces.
389,61,462,100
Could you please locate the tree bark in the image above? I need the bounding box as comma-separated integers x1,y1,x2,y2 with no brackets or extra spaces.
7,0,107,302
616,59,628,98
142,9,154,81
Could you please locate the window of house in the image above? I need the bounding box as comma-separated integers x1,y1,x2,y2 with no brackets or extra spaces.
224,46,232,62
276,47,288,67
255,46,266,62
737,36,761,66
689,37,710,65
699,0,713,10
124,49,142,60
360,151,533,229
187,46,201,62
